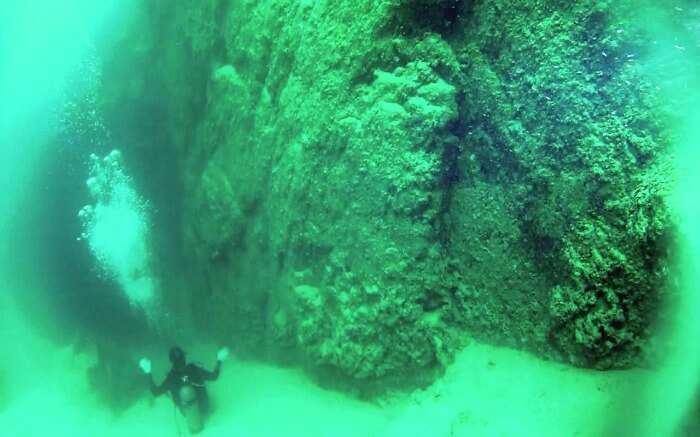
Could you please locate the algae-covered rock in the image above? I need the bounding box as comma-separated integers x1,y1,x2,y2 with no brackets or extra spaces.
269,57,459,380
102,0,677,390
451,0,675,367
191,161,244,253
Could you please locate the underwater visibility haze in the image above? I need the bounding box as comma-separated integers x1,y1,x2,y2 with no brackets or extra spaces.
2,0,700,436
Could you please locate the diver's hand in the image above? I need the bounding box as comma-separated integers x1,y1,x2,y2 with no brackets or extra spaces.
216,347,230,362
139,357,152,374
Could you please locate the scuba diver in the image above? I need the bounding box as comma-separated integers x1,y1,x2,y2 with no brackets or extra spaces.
139,346,229,434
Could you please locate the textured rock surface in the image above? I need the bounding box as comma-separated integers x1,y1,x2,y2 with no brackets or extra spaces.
103,0,676,391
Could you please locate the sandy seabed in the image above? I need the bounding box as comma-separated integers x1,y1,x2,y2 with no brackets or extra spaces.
3,293,678,437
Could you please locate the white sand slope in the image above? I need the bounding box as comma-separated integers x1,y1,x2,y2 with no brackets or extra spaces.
4,292,698,437
382,344,646,437
2,295,680,437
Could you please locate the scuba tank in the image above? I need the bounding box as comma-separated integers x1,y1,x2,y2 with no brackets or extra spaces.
178,385,203,433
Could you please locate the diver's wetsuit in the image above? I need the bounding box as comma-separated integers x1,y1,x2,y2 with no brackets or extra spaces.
149,361,221,412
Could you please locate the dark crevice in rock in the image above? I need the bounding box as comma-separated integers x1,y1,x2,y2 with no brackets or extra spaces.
434,133,463,246
434,91,468,247
382,0,470,39
212,0,231,64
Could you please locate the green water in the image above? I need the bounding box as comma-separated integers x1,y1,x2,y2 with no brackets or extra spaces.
1,1,700,436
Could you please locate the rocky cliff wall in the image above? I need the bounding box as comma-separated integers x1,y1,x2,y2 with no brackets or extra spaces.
103,0,675,393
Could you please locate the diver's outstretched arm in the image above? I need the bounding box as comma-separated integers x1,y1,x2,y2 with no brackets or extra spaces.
201,360,221,381
201,347,229,381
150,373,172,396
140,357,171,396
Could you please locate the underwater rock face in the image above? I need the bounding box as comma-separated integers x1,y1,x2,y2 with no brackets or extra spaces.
108,0,674,389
